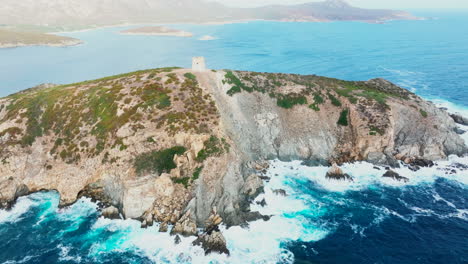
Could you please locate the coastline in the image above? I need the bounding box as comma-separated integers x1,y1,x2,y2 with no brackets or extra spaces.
0,39,83,49
48,15,422,35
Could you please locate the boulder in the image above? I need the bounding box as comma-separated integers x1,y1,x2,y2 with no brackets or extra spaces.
101,206,120,220
325,164,354,182
409,158,434,168
170,210,198,237
159,222,168,232
382,170,409,182
454,127,466,135
450,114,468,126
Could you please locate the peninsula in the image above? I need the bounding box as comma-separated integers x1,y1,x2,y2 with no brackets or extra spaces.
0,62,464,254
0,29,82,48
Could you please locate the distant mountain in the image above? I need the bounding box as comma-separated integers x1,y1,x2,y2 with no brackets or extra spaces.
0,0,417,29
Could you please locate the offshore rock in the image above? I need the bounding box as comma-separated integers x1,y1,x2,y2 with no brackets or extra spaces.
382,170,409,182
273,189,287,196
101,206,120,220
193,227,230,256
325,164,354,182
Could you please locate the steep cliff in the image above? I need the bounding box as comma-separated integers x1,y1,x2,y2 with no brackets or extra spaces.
0,68,465,232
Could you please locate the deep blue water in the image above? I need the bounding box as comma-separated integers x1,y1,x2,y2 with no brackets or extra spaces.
0,9,468,264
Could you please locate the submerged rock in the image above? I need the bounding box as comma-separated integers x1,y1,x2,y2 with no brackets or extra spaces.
325,164,354,182
382,170,409,182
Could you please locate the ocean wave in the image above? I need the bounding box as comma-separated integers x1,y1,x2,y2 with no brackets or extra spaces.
0,192,55,224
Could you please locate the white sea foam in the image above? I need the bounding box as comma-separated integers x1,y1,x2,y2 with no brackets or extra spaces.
0,192,53,224
58,244,82,263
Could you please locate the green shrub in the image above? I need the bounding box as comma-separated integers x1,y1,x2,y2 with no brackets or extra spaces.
337,109,349,126
134,146,187,175
420,109,428,118
309,104,320,111
276,94,307,109
313,93,324,104
225,71,252,96
369,126,385,135
328,93,342,107
172,177,190,188
193,166,203,180
196,136,225,162
184,72,197,81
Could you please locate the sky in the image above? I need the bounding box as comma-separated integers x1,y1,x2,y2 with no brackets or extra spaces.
211,0,468,9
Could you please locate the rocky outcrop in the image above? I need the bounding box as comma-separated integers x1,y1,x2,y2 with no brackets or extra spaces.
450,114,468,126
382,170,409,182
171,210,198,237
325,164,354,181
192,209,230,255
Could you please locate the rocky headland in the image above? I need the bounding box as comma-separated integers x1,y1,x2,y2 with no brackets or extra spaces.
0,67,466,254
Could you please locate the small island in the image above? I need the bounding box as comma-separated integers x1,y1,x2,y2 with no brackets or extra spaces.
0,29,82,48
120,26,193,37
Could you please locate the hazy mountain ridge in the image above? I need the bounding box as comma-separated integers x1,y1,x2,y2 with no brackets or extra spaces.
0,0,417,30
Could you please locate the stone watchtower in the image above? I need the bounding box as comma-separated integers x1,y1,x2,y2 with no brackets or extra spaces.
192,57,207,72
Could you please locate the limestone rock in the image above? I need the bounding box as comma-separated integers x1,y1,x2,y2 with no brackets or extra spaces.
171,210,198,237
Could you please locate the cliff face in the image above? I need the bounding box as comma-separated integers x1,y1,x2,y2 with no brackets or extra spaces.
0,68,465,229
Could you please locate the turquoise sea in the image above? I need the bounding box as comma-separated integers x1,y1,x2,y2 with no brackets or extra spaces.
0,9,467,264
